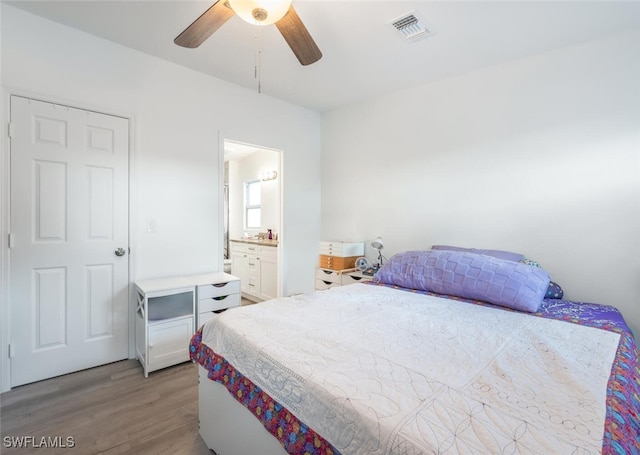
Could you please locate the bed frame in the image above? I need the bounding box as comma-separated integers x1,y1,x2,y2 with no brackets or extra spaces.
198,366,286,455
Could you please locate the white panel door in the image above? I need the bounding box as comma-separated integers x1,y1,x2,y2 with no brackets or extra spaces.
9,96,129,387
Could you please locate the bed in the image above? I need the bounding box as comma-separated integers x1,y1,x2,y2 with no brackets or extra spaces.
189,249,640,454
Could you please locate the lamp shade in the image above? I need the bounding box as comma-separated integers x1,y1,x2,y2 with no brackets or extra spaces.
371,237,384,250
228,0,292,25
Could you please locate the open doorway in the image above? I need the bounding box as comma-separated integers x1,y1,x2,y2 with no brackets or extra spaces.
223,139,282,302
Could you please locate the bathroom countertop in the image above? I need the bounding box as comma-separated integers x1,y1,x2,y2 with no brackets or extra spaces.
230,238,279,247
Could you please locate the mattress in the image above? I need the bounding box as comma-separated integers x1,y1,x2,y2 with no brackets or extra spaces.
190,282,640,454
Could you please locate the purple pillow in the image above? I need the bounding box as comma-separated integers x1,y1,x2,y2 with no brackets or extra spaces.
432,245,524,262
375,250,550,312
519,258,564,299
545,281,564,299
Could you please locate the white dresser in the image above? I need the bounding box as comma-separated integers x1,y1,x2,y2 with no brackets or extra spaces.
134,272,240,377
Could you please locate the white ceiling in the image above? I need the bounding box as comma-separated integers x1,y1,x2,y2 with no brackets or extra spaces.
5,0,640,112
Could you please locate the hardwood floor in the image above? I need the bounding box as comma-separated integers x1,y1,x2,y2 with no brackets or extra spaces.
1,360,212,454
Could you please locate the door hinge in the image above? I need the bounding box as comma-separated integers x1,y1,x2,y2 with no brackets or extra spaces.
8,344,14,359
8,122,15,138
8,233,14,249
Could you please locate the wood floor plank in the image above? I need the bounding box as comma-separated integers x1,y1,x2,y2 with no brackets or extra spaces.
1,360,211,454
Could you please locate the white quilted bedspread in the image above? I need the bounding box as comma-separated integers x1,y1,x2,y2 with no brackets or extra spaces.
200,283,620,454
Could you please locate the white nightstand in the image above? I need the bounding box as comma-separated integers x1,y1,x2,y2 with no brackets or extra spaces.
134,272,240,377
135,278,196,378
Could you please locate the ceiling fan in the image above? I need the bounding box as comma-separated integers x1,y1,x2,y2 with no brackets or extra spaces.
174,0,322,66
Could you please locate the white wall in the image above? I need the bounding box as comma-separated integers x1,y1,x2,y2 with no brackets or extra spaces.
0,5,321,390
322,29,640,336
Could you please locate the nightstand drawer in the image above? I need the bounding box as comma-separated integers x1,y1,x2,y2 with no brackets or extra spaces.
315,279,341,291
315,268,342,284
341,273,374,285
198,311,217,327
200,294,241,312
198,281,240,299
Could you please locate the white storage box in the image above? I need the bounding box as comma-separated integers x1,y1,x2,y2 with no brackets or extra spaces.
319,241,364,257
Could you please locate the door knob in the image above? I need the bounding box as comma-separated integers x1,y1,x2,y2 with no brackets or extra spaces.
115,247,126,257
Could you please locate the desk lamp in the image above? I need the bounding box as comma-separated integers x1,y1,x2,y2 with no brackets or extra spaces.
371,237,384,268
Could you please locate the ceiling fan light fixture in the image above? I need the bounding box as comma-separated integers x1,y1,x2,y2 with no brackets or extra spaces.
228,0,292,26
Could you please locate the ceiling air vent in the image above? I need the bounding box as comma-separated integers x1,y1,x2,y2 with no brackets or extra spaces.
389,10,434,42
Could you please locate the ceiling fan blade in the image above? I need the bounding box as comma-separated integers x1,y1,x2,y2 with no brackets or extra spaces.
275,5,322,66
174,1,235,48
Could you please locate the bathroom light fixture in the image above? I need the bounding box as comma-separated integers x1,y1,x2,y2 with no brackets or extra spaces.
227,0,292,26
371,237,384,266
260,170,278,181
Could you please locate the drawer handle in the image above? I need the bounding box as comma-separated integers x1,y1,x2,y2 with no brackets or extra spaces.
352,276,363,281
213,295,228,301
212,283,227,288
322,270,332,275
323,280,332,285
